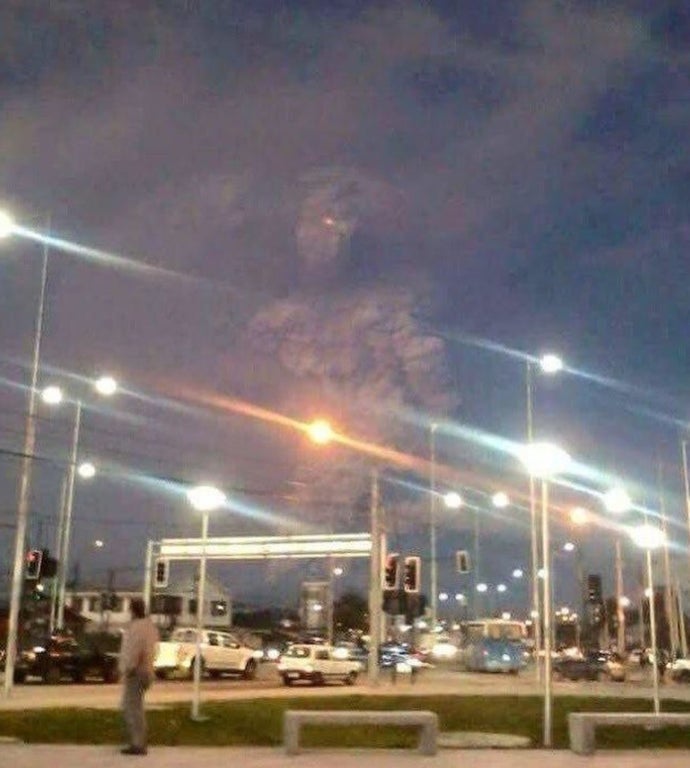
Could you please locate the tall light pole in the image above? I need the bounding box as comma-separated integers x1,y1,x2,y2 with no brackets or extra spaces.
2,211,50,698
429,423,438,628
520,441,571,748
603,486,632,654
187,484,226,722
525,353,563,681
630,523,666,715
42,376,118,629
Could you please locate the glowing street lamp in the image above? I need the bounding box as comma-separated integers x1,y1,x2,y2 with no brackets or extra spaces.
307,419,333,445
512,568,524,579
0,210,15,239
187,483,226,721
443,491,463,509
492,491,510,509
603,487,632,514
41,385,63,405
563,542,575,553
77,462,96,479
94,375,118,396
630,522,666,714
519,441,571,748
539,354,564,374
570,507,590,526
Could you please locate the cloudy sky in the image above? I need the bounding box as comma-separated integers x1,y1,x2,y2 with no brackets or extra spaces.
0,1,688,610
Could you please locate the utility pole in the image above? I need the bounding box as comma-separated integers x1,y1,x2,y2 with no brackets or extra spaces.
4,231,49,698
368,470,381,686
615,539,625,653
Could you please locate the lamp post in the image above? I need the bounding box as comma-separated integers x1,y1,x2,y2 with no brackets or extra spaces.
630,523,666,715
525,353,563,682
603,486,632,654
187,484,226,722
520,441,571,748
429,423,438,629
42,377,118,630
2,210,50,698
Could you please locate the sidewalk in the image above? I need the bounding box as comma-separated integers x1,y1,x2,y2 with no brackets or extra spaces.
3,744,690,768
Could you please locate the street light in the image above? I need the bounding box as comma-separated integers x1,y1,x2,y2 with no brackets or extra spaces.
77,462,96,479
525,354,564,685
629,523,666,715
443,491,463,509
307,419,333,445
491,491,510,509
519,441,571,748
3,210,50,698
570,507,590,526
603,486,632,656
94,376,118,397
187,483,226,722
0,210,15,238
41,378,117,630
306,417,382,685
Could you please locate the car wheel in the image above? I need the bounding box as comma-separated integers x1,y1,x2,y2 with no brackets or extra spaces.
553,670,563,682
43,665,61,685
102,667,119,684
345,671,357,686
282,675,293,686
312,673,324,686
155,669,170,681
188,657,204,680
13,669,26,684
72,671,85,684
243,659,257,680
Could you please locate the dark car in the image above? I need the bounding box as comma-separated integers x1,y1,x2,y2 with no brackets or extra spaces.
553,650,626,682
15,634,120,684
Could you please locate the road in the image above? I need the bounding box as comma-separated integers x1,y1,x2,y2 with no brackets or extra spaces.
2,662,689,710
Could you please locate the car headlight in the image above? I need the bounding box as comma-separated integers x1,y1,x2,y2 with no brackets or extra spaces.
266,648,280,661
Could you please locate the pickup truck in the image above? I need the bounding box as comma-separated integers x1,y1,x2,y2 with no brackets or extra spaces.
154,627,260,680
15,634,119,684
277,643,362,686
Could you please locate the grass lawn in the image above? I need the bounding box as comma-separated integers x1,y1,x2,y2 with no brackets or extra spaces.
2,695,690,749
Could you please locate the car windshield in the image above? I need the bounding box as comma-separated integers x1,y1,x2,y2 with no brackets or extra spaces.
284,646,311,658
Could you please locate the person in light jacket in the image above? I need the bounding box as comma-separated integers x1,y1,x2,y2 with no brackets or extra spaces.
118,597,159,755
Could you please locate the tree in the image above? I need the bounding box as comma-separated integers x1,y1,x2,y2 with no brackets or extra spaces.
333,591,368,633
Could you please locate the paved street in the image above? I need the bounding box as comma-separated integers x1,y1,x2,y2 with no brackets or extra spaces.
2,664,689,711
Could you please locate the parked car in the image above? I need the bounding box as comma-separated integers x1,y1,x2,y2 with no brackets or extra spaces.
15,633,120,684
669,657,690,682
553,650,626,682
154,627,259,680
277,643,361,686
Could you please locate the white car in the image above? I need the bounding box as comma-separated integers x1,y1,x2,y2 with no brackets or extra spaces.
154,628,259,680
277,644,362,686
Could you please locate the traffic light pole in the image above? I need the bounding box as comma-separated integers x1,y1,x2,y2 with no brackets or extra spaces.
4,236,49,699
143,540,154,614
368,470,381,686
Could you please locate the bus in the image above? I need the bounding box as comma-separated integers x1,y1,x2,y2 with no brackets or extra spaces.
461,618,527,673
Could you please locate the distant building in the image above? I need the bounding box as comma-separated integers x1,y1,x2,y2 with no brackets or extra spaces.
65,574,232,632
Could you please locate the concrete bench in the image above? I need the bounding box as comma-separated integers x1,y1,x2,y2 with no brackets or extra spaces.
284,709,438,756
569,711,690,754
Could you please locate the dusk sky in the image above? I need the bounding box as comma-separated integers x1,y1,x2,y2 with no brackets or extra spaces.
0,1,688,612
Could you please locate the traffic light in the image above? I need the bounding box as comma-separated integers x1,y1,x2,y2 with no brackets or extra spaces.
40,549,58,578
382,552,400,591
587,574,603,604
403,556,420,593
25,549,43,580
456,550,471,573
154,558,169,588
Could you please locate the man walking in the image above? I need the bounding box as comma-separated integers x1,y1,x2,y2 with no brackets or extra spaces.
119,597,159,755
